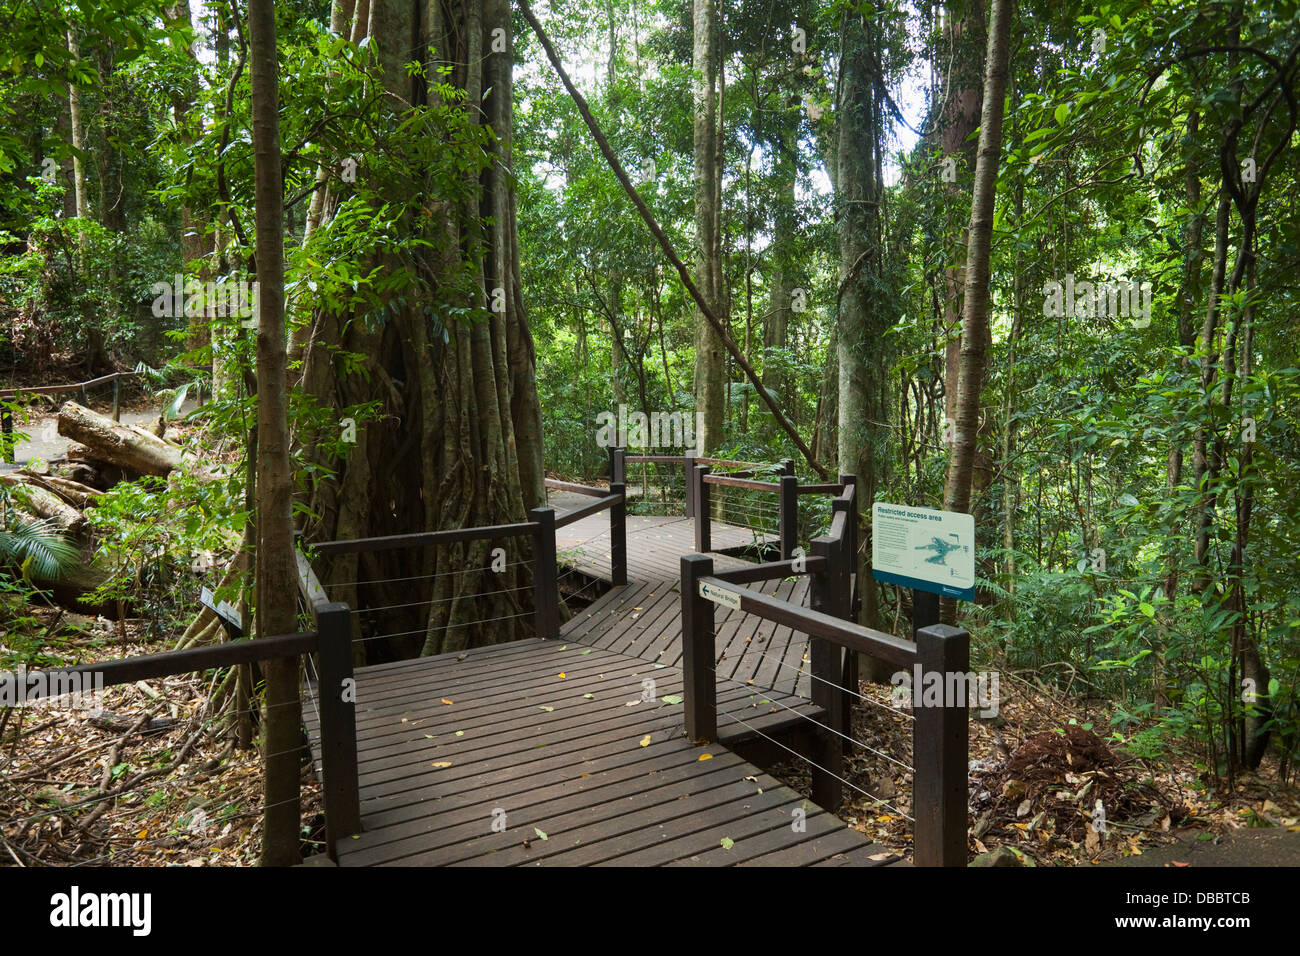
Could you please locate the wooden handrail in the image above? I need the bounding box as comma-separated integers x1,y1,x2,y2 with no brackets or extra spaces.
701,473,779,492
544,477,607,497
696,456,769,470
0,370,138,400
623,454,685,464
310,521,537,555
699,576,916,666
4,631,318,695
710,554,827,584
553,490,623,529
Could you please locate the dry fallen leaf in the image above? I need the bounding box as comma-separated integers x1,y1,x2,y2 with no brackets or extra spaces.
441,698,453,706
698,753,713,761
431,761,453,768
639,735,651,747
557,672,566,679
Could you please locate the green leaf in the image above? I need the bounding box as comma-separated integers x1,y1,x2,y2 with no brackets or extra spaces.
1139,602,1155,618
720,837,734,850
533,827,548,841
661,694,683,705
538,705,554,712
1054,103,1069,126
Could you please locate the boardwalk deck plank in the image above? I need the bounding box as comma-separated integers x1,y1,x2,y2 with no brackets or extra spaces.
300,494,899,867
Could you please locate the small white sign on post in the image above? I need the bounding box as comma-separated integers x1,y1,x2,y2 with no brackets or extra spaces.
871,502,975,601
200,586,245,637
698,580,741,610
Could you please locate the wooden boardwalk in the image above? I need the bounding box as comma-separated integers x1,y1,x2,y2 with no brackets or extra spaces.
304,638,891,866
300,491,895,867
547,489,775,583
564,576,814,698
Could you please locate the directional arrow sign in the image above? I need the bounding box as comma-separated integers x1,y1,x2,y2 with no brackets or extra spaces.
871,502,975,601
200,586,245,638
698,580,741,610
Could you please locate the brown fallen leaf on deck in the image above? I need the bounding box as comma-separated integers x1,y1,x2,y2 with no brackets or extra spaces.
441,698,453,705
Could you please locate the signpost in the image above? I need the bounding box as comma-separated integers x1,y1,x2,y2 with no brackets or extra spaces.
871,502,975,638
200,586,245,639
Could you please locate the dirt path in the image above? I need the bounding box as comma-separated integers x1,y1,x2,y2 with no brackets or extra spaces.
1105,826,1300,867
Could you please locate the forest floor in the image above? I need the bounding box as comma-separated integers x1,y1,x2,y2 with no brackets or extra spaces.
772,666,1300,867
0,610,325,867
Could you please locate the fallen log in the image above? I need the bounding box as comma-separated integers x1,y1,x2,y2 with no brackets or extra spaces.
48,457,131,490
17,471,103,509
0,473,85,533
57,401,185,477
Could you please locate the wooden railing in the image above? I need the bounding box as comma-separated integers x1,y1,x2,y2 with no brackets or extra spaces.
543,446,627,587
1,371,141,463
3,563,363,861
678,477,971,867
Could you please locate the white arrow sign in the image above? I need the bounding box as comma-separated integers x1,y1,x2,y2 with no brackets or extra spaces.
698,580,741,610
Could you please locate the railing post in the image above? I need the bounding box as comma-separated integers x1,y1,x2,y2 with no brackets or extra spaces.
680,554,716,742
913,623,970,867
111,377,121,422
316,601,361,859
781,458,794,477
835,474,859,738
694,464,711,553
609,445,625,484
530,507,560,639
683,450,698,517
839,473,858,585
610,480,627,586
779,474,798,560
808,535,844,810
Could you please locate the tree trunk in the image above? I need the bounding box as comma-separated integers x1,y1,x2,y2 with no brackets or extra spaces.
835,7,890,656
692,0,725,453
942,0,1011,523
66,28,89,249
249,0,301,867
298,0,546,657
939,0,985,430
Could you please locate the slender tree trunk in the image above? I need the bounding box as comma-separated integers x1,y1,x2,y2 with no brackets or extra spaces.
939,0,984,430
66,28,89,251
836,7,889,652
249,0,301,867
692,0,725,453
942,0,1012,522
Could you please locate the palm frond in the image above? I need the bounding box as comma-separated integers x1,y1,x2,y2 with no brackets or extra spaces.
0,515,80,582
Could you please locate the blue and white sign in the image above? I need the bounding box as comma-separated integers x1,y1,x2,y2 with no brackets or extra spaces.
871,502,975,601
